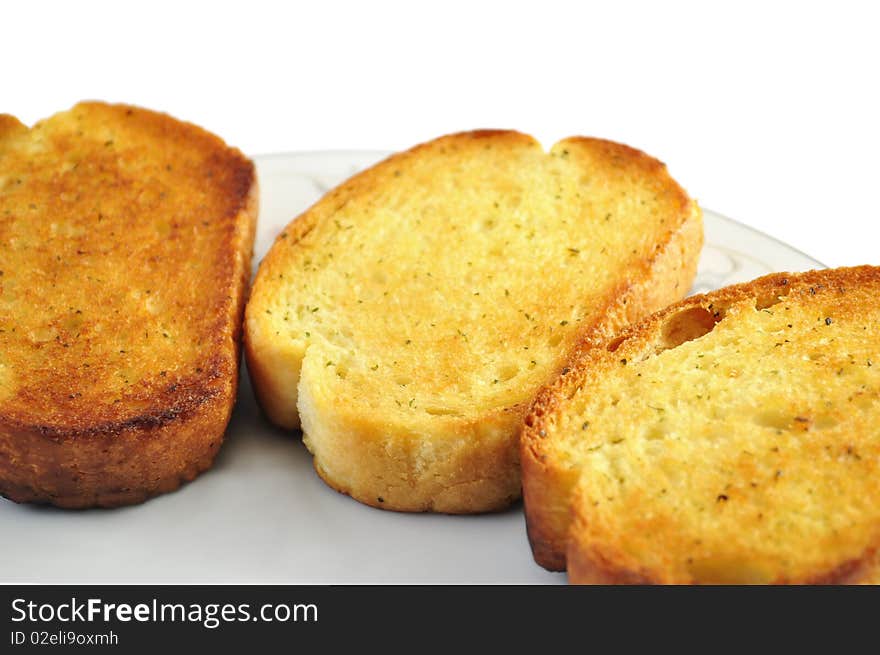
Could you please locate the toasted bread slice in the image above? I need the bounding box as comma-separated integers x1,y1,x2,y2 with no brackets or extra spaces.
245,130,701,513
522,266,880,582
0,102,257,508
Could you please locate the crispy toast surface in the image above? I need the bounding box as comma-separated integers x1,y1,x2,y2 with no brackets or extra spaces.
522,266,880,582
245,131,701,513
0,102,257,507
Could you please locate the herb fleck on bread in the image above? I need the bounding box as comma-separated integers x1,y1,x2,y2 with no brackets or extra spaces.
523,266,880,582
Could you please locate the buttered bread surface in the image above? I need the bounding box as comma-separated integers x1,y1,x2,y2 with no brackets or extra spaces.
246,131,701,513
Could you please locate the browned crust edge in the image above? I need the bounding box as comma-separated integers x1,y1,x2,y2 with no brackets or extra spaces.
0,103,258,508
527,265,880,578
568,539,880,585
568,510,880,585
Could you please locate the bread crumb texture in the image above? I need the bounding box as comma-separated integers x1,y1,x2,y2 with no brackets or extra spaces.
0,103,252,423
531,267,880,582
246,130,700,512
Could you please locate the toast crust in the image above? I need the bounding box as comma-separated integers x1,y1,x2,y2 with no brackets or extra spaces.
523,266,880,580
245,131,702,513
0,102,257,507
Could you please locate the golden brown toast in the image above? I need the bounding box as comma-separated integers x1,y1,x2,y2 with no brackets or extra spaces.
522,266,880,582
245,130,701,513
0,102,257,507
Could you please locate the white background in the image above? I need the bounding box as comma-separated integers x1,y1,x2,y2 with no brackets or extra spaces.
4,1,878,267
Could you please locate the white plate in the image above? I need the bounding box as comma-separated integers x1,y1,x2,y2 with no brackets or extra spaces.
0,152,824,584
